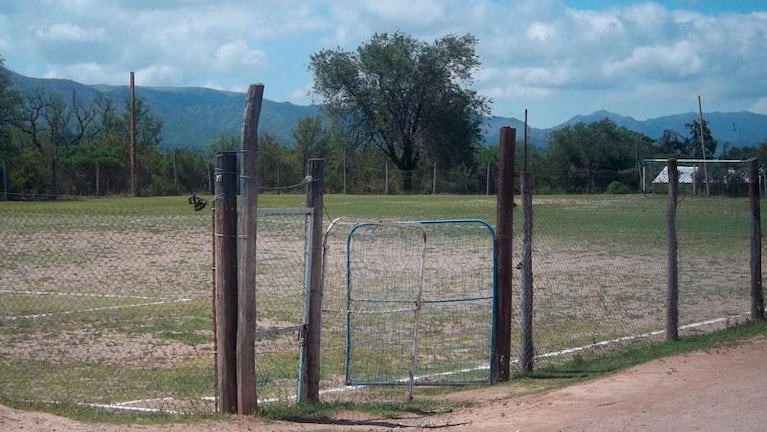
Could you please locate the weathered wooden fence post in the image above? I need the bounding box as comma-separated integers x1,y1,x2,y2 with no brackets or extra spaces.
666,158,679,341
303,158,325,402
215,151,238,413
492,126,515,383
237,84,264,415
518,170,534,374
749,158,764,320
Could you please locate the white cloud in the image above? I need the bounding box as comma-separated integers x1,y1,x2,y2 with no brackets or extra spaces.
1,0,767,127
750,98,767,115
35,22,105,42
603,40,703,79
214,41,266,69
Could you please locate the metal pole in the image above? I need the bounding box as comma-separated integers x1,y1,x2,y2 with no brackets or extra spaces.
698,96,710,196
130,72,137,196
432,162,437,195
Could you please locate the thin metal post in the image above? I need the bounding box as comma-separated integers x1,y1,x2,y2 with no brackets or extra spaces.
129,72,137,196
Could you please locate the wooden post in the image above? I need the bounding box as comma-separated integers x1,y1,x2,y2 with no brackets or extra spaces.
215,151,238,413
749,158,764,320
303,159,325,402
432,162,437,195
492,126,515,383
518,171,534,374
129,72,137,196
237,84,264,415
666,158,679,341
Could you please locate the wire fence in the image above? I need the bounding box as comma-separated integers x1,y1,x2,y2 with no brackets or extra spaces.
0,201,214,413
0,189,761,411
512,193,754,369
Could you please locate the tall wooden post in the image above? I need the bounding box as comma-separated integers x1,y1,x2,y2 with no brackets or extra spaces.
749,158,764,320
215,151,238,413
129,72,137,196
666,159,679,341
237,84,264,414
303,159,324,402
492,127,515,383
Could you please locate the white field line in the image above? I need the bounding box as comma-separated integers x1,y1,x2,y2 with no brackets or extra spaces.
2,298,194,320
75,312,751,414
0,289,179,301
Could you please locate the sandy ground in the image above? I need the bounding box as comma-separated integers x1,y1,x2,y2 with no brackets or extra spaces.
2,335,766,432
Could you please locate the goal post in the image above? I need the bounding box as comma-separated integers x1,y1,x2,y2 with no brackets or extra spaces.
641,158,753,196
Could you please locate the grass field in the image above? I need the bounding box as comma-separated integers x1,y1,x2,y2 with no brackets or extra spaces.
0,193,762,413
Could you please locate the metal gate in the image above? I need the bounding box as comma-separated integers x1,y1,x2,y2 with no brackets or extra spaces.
343,219,497,392
254,207,313,402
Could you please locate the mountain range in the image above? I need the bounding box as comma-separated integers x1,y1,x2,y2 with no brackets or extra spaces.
7,69,767,152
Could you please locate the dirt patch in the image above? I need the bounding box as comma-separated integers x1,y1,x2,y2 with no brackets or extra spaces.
3,336,766,431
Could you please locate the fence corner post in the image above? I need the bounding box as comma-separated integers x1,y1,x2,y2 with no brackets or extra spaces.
749,158,764,320
666,158,679,341
302,158,325,402
492,126,515,383
215,151,239,413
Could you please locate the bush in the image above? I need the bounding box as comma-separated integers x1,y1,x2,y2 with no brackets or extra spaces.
606,181,631,194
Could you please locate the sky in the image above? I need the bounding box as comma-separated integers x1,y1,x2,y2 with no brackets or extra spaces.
1,0,766,128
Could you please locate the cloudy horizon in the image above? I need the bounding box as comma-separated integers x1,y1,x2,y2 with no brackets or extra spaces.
1,0,766,128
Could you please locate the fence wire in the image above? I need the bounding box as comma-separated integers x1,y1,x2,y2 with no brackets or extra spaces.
0,200,214,413
516,193,755,370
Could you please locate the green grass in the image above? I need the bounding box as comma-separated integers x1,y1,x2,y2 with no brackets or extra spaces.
1,193,765,423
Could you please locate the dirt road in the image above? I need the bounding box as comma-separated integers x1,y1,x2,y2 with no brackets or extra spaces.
2,336,765,431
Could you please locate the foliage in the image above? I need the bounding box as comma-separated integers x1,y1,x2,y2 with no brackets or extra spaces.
544,118,652,193
309,32,489,191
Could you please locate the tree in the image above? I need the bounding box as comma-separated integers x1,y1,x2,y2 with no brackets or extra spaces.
292,116,329,168
546,118,652,193
309,32,489,192
0,55,20,129
655,129,688,156
685,119,717,158
13,89,94,195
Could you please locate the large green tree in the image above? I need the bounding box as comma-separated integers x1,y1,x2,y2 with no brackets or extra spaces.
309,32,489,192
547,118,652,193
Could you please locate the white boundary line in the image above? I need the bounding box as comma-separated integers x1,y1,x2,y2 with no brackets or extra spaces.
2,298,195,320
53,312,752,414
0,289,178,301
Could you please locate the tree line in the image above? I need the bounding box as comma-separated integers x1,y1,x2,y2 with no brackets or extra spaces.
2,39,765,199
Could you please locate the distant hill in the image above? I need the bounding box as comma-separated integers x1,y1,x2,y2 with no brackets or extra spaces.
8,69,320,148
562,110,767,152
7,69,767,151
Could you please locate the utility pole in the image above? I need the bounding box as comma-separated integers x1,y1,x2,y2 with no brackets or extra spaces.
130,72,137,196
698,95,710,196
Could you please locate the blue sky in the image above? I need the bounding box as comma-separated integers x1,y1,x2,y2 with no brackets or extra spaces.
1,0,766,128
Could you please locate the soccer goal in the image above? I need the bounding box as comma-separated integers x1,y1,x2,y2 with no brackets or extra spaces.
641,158,754,196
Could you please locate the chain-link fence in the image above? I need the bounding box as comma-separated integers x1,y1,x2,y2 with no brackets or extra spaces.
511,192,755,370
0,199,214,413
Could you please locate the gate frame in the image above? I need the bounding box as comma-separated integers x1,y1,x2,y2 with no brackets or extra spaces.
341,218,498,388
